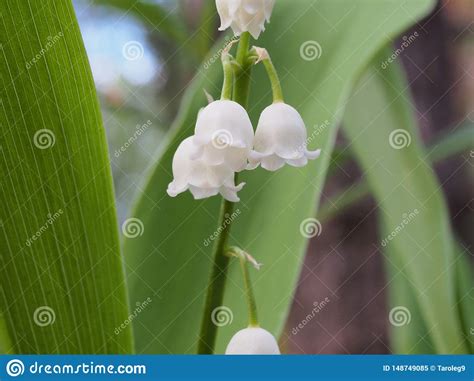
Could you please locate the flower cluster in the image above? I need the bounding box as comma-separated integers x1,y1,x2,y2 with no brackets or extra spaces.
167,100,320,202
167,0,321,203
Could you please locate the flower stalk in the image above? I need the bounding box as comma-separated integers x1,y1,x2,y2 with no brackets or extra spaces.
197,32,252,355
228,247,261,327
251,47,284,103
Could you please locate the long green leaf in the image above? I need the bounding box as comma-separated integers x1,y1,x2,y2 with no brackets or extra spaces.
125,0,435,354
0,0,132,353
342,54,466,353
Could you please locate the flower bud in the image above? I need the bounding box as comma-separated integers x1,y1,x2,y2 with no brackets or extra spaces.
216,0,276,39
248,103,321,171
225,327,281,354
167,137,244,202
192,100,254,172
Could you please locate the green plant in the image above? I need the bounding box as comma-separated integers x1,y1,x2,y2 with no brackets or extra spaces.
1,0,472,355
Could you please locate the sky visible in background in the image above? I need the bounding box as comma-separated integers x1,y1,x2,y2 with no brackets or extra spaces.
73,0,160,89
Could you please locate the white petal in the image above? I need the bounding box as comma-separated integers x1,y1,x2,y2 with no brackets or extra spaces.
225,327,280,354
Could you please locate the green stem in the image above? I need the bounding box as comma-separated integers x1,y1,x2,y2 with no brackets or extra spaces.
238,252,259,327
197,32,252,355
233,32,252,107
262,56,284,103
221,55,233,100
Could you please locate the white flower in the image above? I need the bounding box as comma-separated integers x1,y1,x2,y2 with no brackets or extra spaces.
225,327,281,354
167,137,244,202
248,102,321,171
216,0,276,39
193,100,254,172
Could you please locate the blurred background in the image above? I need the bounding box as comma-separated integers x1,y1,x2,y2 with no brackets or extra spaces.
72,0,473,353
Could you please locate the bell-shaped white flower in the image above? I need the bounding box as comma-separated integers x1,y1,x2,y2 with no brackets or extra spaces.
216,0,276,39
248,102,321,171
225,327,280,354
167,137,244,202
192,100,254,172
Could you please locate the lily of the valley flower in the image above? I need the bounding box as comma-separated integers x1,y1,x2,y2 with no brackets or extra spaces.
225,327,281,354
216,0,276,39
248,102,321,171
192,100,254,172
167,137,245,202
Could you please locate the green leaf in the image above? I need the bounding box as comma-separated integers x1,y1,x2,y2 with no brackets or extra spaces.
342,53,466,353
0,0,132,353
125,0,435,354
